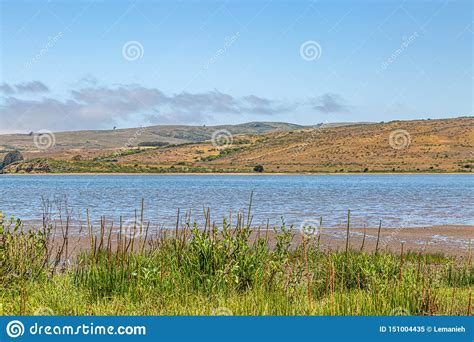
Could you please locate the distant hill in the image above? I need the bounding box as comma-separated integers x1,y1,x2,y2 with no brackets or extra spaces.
0,122,306,152
1,118,472,174
205,117,473,173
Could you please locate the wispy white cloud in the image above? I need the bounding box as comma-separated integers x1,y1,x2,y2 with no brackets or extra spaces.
0,83,15,95
15,81,49,93
0,82,297,133
311,93,348,113
0,80,351,133
0,81,49,95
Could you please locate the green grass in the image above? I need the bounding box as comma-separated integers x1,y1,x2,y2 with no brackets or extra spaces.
0,210,472,316
3,158,249,174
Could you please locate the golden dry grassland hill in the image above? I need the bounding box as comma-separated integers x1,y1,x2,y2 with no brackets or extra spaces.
1,117,472,173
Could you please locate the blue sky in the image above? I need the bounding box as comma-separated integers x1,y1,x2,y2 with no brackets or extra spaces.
0,0,472,133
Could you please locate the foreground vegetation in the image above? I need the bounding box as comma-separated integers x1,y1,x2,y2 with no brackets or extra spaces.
0,208,472,316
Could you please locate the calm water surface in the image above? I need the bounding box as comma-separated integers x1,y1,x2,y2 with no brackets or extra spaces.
1,174,472,228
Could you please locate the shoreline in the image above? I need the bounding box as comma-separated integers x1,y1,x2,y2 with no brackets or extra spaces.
1,171,473,176
19,221,474,258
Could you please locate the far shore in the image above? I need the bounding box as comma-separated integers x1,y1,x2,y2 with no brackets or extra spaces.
1,171,473,176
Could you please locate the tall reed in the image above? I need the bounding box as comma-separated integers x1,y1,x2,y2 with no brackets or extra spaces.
0,202,472,316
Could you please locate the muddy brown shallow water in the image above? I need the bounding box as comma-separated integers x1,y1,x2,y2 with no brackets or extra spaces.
25,222,474,259
308,225,474,258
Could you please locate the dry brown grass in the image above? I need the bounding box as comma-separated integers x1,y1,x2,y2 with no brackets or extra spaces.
2,117,472,173
205,117,474,173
